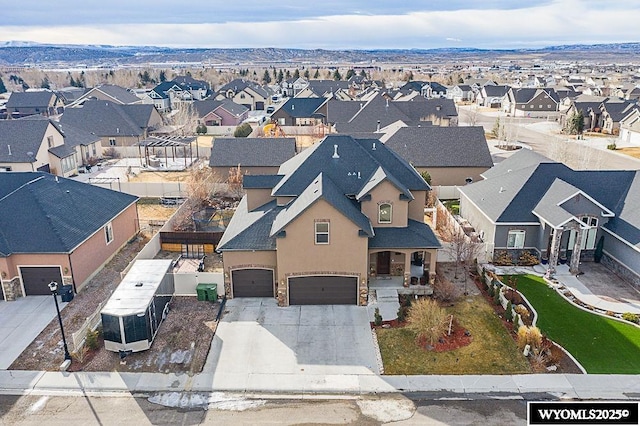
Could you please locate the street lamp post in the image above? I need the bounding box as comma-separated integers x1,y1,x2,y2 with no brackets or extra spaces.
48,281,71,361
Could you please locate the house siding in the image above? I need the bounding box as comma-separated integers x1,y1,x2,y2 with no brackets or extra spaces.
408,190,427,222
245,188,276,211
494,224,541,249
459,192,496,246
212,166,280,181
275,199,368,289
415,167,490,187
602,233,640,280
69,203,139,291
359,180,409,228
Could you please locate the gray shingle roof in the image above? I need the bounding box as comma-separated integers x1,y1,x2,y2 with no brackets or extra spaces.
279,97,327,118
356,166,413,201
55,122,101,149
480,148,552,180
384,126,493,168
0,172,137,255
242,175,284,189
0,119,59,163
60,100,154,137
209,137,296,168
273,134,428,197
91,84,141,104
270,173,373,238
369,219,441,249
6,91,56,108
193,99,248,118
216,198,283,251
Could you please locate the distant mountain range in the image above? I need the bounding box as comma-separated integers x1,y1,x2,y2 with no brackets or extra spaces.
1,41,640,66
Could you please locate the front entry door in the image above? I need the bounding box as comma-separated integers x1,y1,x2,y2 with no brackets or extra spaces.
376,251,391,275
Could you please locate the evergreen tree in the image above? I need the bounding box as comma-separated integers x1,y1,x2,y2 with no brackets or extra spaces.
40,77,50,89
273,68,277,79
293,69,300,79
345,69,355,80
0,77,6,94
458,76,464,84
159,70,167,82
313,69,320,79
277,69,284,83
262,69,272,84
285,69,291,79
332,69,342,81
303,69,310,79
360,69,367,78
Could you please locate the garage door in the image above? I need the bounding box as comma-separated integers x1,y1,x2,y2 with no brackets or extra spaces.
20,267,63,296
232,269,274,297
288,276,358,305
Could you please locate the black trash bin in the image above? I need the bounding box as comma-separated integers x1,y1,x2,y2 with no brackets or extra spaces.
60,284,74,302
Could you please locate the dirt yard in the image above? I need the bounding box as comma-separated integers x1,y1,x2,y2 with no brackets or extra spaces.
137,203,179,221
129,170,191,183
79,297,219,374
617,147,640,159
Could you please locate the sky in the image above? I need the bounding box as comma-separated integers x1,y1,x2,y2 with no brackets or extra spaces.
1,0,639,50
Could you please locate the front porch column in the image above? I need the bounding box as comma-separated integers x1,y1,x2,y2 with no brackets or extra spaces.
548,228,563,270
428,249,437,284
569,228,584,275
404,250,411,287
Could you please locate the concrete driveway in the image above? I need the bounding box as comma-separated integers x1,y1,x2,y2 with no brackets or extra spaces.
0,296,66,369
205,298,379,377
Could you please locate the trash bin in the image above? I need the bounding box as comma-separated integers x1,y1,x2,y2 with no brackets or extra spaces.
196,283,217,301
60,285,74,302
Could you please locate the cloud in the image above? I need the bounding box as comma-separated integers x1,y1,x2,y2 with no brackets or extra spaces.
0,1,638,49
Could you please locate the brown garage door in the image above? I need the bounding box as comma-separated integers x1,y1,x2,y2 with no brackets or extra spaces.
232,269,274,297
20,266,63,296
288,276,358,305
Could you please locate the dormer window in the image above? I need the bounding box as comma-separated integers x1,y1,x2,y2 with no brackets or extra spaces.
379,203,392,224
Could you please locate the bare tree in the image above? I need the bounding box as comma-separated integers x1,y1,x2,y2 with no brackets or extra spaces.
466,104,479,126
227,165,244,200
170,103,200,136
444,229,483,295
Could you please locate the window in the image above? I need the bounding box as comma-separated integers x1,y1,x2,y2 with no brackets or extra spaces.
580,216,599,250
315,222,329,244
47,136,54,148
507,230,525,249
105,222,114,244
109,138,116,146
379,203,392,223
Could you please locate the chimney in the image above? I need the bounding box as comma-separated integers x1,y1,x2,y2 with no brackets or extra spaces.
376,120,381,132
332,144,339,159
7,145,11,156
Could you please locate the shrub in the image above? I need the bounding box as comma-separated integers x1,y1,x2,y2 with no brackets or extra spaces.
397,306,408,322
374,307,383,326
515,304,530,321
233,122,253,137
85,330,99,351
607,143,617,150
433,277,460,303
493,287,501,306
72,346,89,364
517,250,539,266
493,250,513,266
102,147,121,159
488,284,495,297
622,312,639,324
516,325,543,352
406,298,448,346
505,301,514,322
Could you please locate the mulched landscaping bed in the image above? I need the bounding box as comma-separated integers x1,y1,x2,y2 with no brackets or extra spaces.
372,318,472,353
474,277,583,374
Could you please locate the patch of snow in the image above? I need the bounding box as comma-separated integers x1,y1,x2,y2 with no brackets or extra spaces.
357,399,415,423
27,396,49,414
148,392,266,411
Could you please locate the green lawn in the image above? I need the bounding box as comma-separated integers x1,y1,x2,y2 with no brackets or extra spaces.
376,296,530,375
511,274,640,374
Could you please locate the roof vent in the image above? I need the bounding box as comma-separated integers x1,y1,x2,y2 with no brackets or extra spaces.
376,120,381,132
499,186,505,193
436,105,441,111
135,282,143,287
332,144,339,159
357,171,361,179
291,104,295,110
372,142,376,150
7,145,11,156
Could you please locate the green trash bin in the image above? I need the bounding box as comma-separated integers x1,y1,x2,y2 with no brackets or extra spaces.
196,283,217,301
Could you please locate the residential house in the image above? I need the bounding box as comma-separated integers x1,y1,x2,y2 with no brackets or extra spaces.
399,81,448,98
147,76,211,112
597,100,638,135
68,84,142,107
217,135,441,305
270,97,329,126
458,149,640,287
382,126,493,187
505,88,560,117
60,100,163,147
5,90,65,119
447,85,473,103
0,172,139,300
209,137,297,179
465,78,497,92
54,122,103,167
619,106,640,146
296,80,352,99
281,77,308,97
172,75,211,101
216,79,271,111
145,81,183,112
559,96,607,132
0,118,76,176
475,85,510,108
192,99,249,127
333,95,457,133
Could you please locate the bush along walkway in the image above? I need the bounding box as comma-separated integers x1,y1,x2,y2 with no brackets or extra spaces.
510,274,640,374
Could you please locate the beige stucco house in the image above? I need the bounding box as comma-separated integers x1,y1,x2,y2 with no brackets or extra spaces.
217,135,441,306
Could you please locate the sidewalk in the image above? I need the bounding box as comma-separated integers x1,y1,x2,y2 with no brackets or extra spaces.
1,369,638,400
